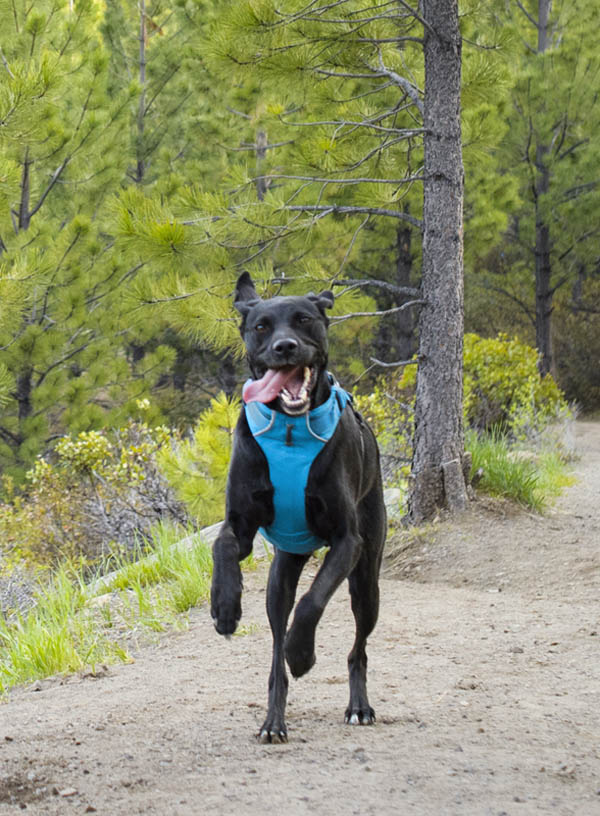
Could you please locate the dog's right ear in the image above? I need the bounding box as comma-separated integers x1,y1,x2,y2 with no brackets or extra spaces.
234,271,261,316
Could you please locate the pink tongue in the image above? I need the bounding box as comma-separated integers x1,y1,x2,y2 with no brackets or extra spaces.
243,367,301,404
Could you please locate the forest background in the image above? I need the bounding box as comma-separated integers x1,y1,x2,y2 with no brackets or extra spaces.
1,0,599,549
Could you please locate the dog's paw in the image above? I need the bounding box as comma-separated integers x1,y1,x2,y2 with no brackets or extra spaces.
284,628,316,679
258,720,288,744
210,587,241,637
344,706,376,726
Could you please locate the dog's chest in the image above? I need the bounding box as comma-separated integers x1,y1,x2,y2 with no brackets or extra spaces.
244,383,350,554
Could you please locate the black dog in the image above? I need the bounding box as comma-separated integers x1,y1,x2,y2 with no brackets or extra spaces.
210,272,386,743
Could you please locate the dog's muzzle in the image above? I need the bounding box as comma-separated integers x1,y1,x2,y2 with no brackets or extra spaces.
243,366,316,414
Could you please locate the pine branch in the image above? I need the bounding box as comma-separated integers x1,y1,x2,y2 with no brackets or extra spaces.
284,204,423,229
374,52,424,115
331,279,420,297
330,299,426,323
0,47,15,78
279,116,424,137
474,280,535,328
28,157,70,221
515,0,539,30
255,173,423,186
370,356,419,368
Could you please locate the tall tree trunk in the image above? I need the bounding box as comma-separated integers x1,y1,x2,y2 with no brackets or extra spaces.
533,0,554,375
393,220,415,361
535,148,553,375
16,368,32,424
256,130,268,201
135,0,147,184
408,0,468,522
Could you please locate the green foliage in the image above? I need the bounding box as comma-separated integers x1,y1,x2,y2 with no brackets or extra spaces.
0,419,186,568
466,429,574,512
0,563,130,694
462,334,569,435
0,523,220,693
158,392,240,523
114,0,429,373
0,0,179,477
468,0,600,375
353,373,414,473
553,279,600,411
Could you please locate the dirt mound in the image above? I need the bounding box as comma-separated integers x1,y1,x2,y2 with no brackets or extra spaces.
2,422,599,815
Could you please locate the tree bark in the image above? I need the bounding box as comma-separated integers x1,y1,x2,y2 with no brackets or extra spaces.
135,0,147,184
407,0,468,522
534,146,553,376
533,0,553,376
393,220,416,361
256,130,268,201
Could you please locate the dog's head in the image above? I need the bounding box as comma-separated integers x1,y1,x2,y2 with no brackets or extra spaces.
234,272,334,415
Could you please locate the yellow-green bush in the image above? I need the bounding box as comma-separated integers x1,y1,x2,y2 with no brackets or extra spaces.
0,394,241,572
355,334,569,470
462,333,568,435
157,392,240,523
0,421,186,569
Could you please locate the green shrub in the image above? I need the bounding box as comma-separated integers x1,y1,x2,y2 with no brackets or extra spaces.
369,333,569,441
157,392,240,523
0,420,186,569
353,375,414,489
462,333,569,436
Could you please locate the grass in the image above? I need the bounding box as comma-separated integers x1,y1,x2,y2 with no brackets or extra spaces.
0,523,249,695
466,428,575,512
0,565,130,693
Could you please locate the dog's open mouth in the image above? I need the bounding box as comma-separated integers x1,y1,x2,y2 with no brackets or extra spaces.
243,366,315,414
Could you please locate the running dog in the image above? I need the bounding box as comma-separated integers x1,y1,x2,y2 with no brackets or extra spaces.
210,272,386,742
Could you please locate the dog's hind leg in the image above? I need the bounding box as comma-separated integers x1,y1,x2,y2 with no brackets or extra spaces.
345,552,380,725
345,493,385,725
260,550,309,744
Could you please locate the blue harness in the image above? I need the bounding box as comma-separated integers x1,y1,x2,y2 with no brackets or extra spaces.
244,378,351,555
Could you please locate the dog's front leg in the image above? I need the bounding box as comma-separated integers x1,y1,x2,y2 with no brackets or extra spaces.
211,522,254,637
284,534,361,679
259,550,308,743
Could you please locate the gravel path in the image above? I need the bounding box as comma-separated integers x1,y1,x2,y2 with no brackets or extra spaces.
1,422,599,815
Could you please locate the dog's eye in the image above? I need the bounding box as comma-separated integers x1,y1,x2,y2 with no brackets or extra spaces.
255,322,268,333
297,315,312,325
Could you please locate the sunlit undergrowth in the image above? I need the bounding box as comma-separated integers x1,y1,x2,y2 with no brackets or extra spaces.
0,523,253,695
466,429,575,512
357,334,575,516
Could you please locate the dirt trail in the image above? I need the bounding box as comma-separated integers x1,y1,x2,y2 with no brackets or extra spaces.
1,423,599,816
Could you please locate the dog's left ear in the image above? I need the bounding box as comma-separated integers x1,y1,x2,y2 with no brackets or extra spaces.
307,290,335,315
234,271,261,317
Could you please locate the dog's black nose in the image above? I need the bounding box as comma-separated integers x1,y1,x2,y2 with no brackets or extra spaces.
272,337,298,356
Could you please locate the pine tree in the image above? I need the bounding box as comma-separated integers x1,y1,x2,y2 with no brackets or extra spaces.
478,0,600,375
117,0,506,518
0,0,174,479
